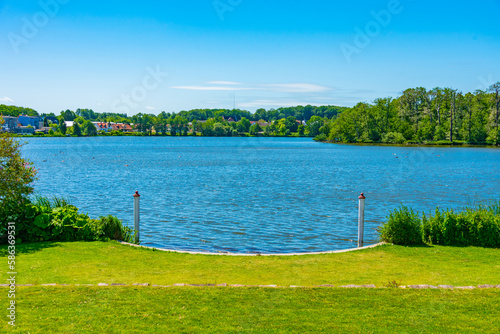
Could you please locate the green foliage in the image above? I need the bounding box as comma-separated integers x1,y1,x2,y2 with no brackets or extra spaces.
380,202,500,247
82,120,98,136
98,215,135,242
313,133,327,141
0,132,37,204
379,206,424,245
249,123,262,135
72,122,82,137
382,132,405,144
326,86,500,146
0,195,135,244
422,204,500,247
239,117,251,132
0,104,39,117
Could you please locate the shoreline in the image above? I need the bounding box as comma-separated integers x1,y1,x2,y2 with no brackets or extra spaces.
318,140,500,149
117,241,387,257
15,134,500,148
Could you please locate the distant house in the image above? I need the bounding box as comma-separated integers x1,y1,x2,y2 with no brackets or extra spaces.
64,121,74,128
14,126,35,135
18,115,43,129
36,127,53,134
251,120,270,128
111,123,133,132
227,117,236,123
1,116,18,132
91,122,112,132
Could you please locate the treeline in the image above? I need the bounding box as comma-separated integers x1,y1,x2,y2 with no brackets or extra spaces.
320,85,500,145
1,105,346,124
0,104,38,117
3,83,500,144
170,105,347,122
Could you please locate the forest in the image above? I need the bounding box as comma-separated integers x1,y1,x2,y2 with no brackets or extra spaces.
1,83,499,145
321,85,500,145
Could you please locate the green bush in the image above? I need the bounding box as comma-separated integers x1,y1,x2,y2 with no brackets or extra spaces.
313,133,327,142
382,132,405,144
0,196,135,244
381,201,500,247
423,205,500,247
379,206,424,245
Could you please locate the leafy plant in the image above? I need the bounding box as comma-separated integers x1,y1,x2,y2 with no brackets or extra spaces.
378,206,424,245
383,201,500,248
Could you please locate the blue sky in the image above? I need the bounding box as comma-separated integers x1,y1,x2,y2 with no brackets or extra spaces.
1,0,499,115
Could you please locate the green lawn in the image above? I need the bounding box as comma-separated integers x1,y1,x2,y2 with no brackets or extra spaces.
1,242,499,333
2,287,499,333
1,241,499,286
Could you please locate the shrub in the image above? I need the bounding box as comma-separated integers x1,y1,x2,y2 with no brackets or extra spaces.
423,204,500,247
379,206,424,245
0,195,135,244
98,215,135,243
0,132,37,203
313,133,327,142
383,201,500,248
382,132,405,144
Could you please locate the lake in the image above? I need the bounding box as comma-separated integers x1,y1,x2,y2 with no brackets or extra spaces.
20,136,500,254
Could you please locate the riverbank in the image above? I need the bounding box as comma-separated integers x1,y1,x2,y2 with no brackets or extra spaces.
15,133,500,148
318,139,500,148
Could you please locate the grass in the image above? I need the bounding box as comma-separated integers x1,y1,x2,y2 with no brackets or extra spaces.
1,242,498,332
1,241,499,286
2,287,499,333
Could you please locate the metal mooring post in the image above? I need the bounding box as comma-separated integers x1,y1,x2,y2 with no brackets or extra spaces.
358,193,366,248
133,191,141,243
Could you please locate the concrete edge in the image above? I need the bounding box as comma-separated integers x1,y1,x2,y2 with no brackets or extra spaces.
116,241,387,256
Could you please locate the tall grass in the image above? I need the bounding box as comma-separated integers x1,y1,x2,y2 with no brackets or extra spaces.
32,195,72,210
379,200,500,247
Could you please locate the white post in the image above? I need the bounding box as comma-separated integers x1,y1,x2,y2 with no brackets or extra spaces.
358,193,366,248
133,191,140,243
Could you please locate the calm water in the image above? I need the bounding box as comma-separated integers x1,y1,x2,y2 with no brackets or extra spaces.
21,137,500,253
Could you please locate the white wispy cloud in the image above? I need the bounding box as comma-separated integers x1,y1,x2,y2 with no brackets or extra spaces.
264,83,331,93
238,100,326,108
172,82,331,93
206,81,242,85
171,86,253,91
0,96,14,103
145,106,157,110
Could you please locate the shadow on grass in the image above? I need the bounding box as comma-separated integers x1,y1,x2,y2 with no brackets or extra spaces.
400,244,434,248
0,241,62,256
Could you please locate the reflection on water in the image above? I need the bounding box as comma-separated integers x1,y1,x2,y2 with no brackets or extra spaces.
22,136,500,253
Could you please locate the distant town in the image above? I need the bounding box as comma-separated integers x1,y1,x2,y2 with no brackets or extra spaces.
0,104,340,138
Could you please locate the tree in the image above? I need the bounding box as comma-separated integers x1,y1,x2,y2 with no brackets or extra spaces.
61,109,76,121
59,119,67,135
191,120,198,135
249,123,262,135
489,82,500,145
82,121,97,136
307,116,323,137
297,125,305,136
449,90,458,142
213,123,225,136
239,117,251,132
72,122,82,137
0,131,37,204
285,116,298,132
